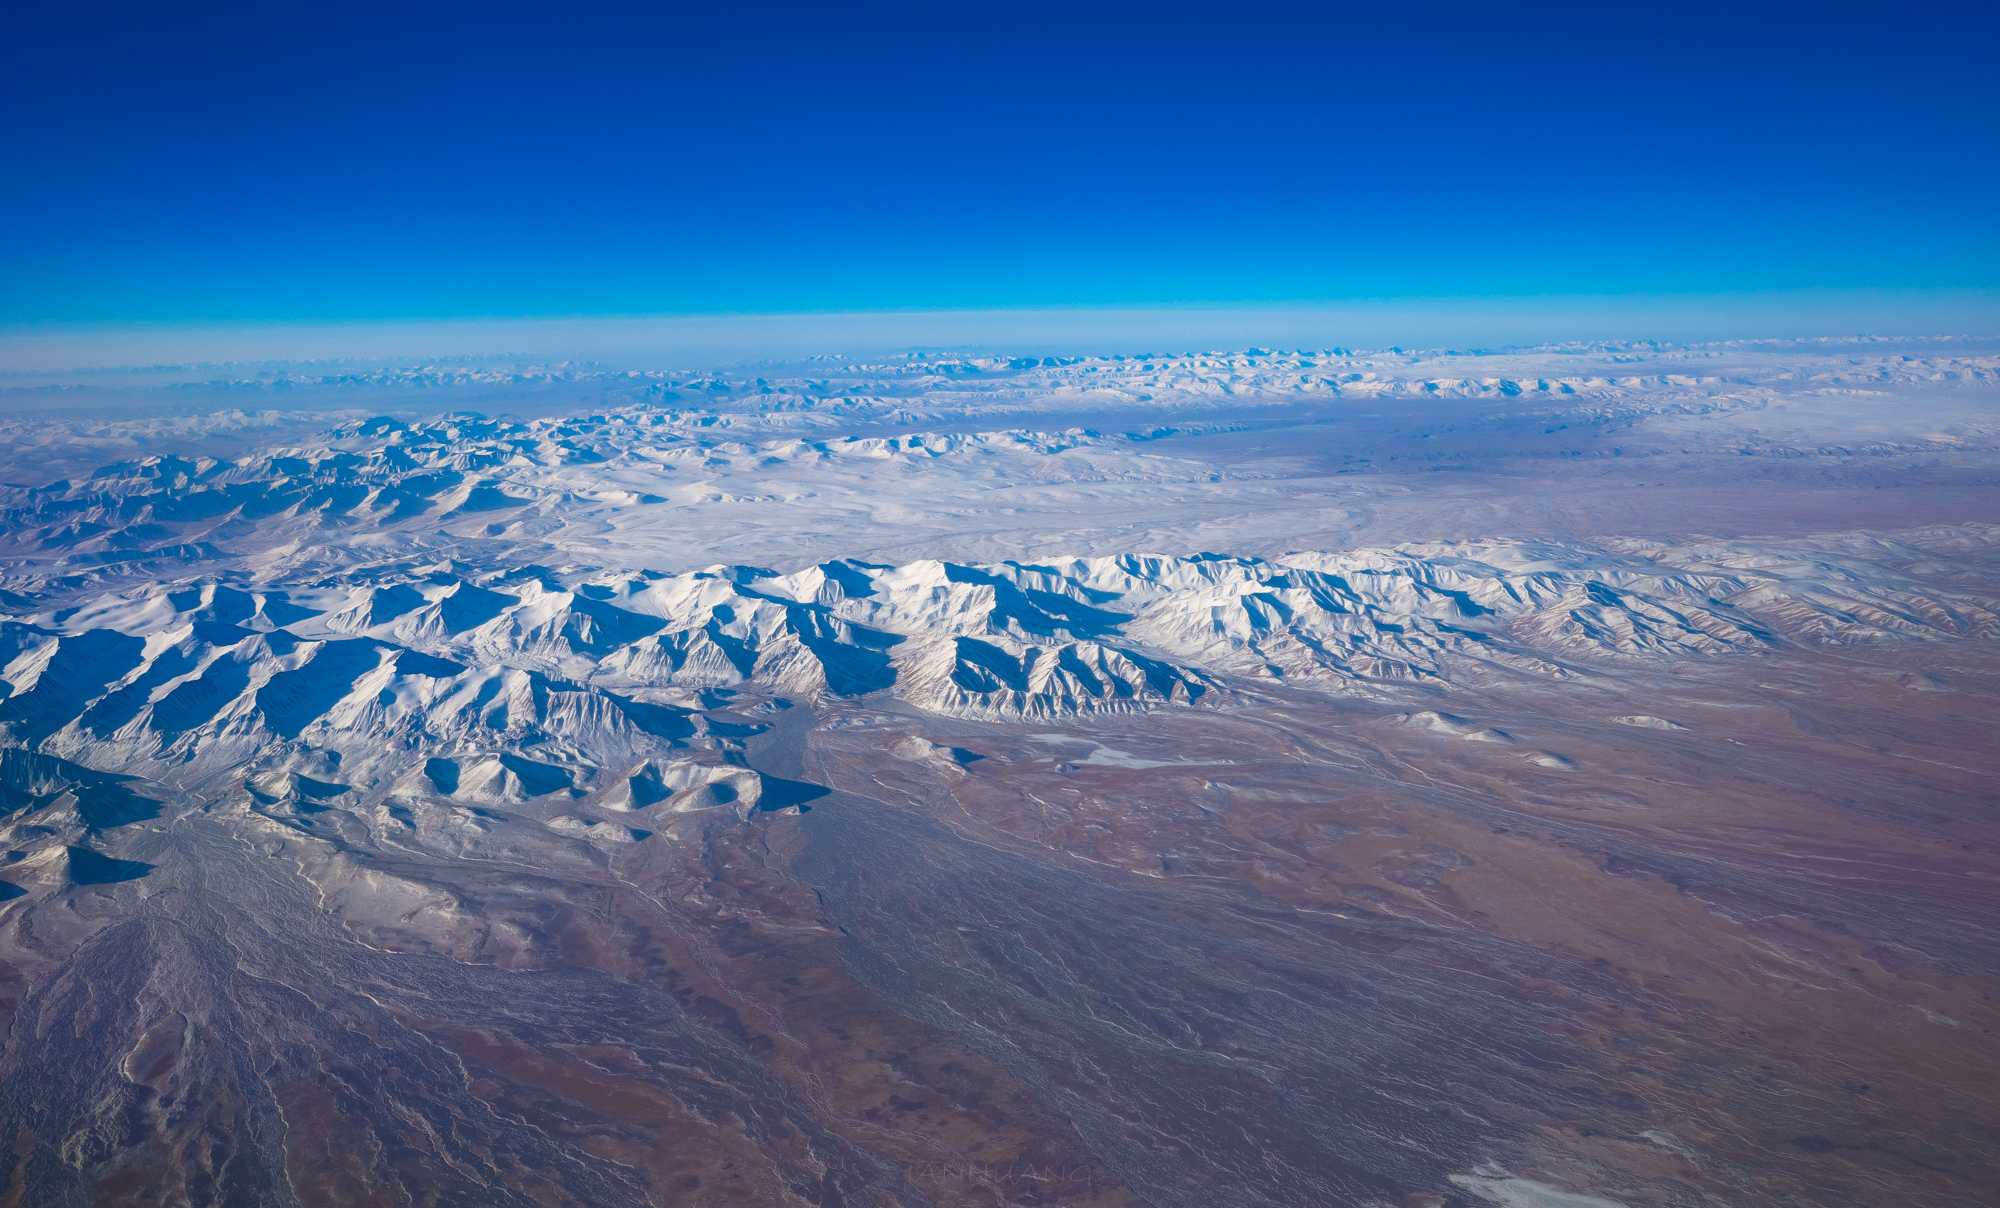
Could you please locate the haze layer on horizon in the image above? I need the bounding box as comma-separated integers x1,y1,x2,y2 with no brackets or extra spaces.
5,291,1999,375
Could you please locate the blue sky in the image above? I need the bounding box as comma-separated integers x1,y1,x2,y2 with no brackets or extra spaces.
3,1,1996,332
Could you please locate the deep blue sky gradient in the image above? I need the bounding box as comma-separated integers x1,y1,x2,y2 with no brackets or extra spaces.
4,1,1996,324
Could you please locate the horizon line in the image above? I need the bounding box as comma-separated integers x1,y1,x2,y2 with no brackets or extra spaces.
4,288,1998,375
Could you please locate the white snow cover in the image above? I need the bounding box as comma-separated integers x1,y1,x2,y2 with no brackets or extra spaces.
1,340,1997,823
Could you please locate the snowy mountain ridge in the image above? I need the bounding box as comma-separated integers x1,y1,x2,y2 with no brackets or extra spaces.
5,531,1992,776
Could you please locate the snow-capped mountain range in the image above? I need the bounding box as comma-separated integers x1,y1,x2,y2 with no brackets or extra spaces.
3,340,1998,847
3,528,1993,819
